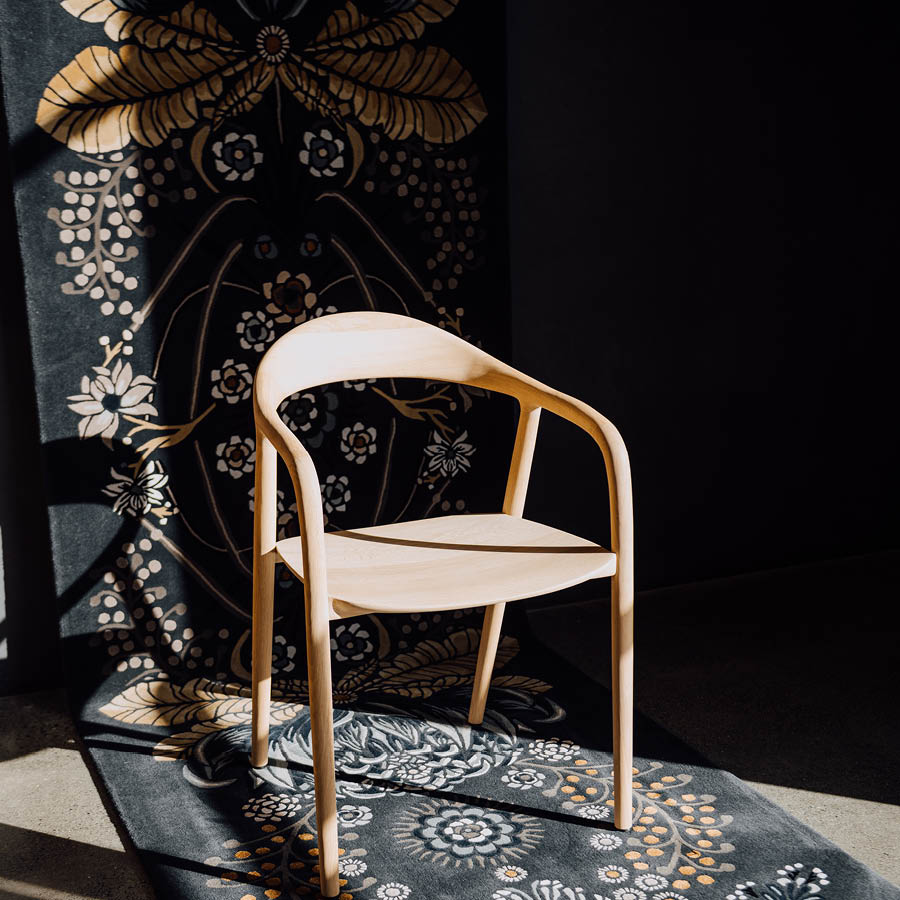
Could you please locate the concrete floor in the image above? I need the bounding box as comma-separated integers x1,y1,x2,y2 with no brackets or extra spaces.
1,561,898,898
0,691,154,900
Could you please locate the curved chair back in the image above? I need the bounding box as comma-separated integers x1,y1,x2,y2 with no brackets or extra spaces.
254,311,508,422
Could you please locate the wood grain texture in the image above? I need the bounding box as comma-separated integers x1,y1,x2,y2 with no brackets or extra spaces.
276,513,615,618
251,311,635,891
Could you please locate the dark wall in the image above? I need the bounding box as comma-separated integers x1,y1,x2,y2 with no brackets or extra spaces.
0,91,59,694
507,2,898,590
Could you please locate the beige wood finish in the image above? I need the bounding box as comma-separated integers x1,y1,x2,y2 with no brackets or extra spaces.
276,514,616,618
250,311,634,896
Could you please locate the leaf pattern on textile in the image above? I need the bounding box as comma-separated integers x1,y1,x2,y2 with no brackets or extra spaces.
98,677,303,727
372,628,517,698
277,60,347,124
152,720,230,760
333,655,379,697
212,58,275,129
60,0,118,23
63,0,236,52
36,44,242,152
312,0,459,50
306,44,486,143
490,675,553,693
42,0,484,150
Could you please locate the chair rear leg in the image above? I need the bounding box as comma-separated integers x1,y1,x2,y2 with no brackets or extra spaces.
611,574,634,829
307,615,340,897
251,551,276,768
468,602,506,725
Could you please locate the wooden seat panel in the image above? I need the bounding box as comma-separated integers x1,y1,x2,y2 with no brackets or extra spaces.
275,513,616,618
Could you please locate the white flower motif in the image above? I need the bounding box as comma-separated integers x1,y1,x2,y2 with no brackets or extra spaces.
68,360,156,439
299,128,345,178
211,359,252,404
338,857,367,877
633,875,668,892
494,866,528,883
331,621,374,662
103,460,169,516
501,768,546,790
528,738,580,762
262,270,317,324
376,884,411,900
236,310,276,352
611,889,646,900
215,435,255,479
241,791,302,823
590,833,622,851
340,422,377,464
423,429,475,477
337,804,373,828
272,634,297,673
495,880,588,900
212,132,263,182
343,378,376,391
578,804,611,821
598,867,629,885
651,893,687,900
321,474,350,514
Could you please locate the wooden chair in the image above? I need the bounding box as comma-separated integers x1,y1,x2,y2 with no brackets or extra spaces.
250,311,633,898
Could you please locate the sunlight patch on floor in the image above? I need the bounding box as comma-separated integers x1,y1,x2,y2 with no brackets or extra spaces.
748,780,900,886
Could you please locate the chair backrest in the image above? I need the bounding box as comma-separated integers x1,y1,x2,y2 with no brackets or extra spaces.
254,311,507,421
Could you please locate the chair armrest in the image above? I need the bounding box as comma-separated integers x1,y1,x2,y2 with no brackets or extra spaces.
254,400,330,620
484,369,633,565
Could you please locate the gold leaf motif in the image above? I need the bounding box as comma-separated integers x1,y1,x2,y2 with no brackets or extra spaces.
61,0,118,23
307,44,486,144
374,628,517,698
98,677,303,728
313,0,459,50
151,700,301,760
104,1,237,52
278,59,345,124
212,57,274,130
152,720,228,760
489,675,553,693
333,655,378,696
36,44,242,152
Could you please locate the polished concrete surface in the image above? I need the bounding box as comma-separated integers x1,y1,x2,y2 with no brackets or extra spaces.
0,691,154,900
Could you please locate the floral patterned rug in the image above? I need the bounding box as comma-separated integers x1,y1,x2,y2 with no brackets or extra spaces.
1,2,898,899
76,605,900,900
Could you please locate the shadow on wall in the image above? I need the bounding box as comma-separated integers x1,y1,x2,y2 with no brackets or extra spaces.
0,90,58,696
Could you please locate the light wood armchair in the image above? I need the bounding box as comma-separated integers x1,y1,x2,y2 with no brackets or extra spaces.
250,311,633,898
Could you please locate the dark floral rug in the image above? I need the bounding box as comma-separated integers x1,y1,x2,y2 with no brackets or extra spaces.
78,603,899,900
1,2,898,899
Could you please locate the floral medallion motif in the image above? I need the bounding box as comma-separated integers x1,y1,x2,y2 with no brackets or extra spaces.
394,799,543,868
725,864,830,899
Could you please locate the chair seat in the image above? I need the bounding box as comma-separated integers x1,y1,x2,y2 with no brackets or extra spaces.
275,513,616,618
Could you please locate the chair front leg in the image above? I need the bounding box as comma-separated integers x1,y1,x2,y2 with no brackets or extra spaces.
611,573,634,829
307,612,339,897
468,602,506,725
251,550,276,768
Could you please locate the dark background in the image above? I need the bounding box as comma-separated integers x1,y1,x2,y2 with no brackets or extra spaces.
2,0,896,693
506,1,897,589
